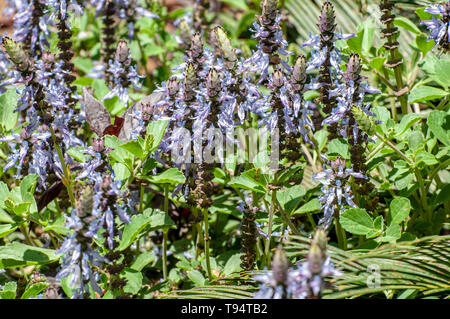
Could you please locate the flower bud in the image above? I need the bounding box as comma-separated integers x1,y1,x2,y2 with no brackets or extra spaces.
183,63,197,102
346,53,361,82
272,69,284,88
2,37,31,73
212,26,237,65
115,40,130,65
167,77,179,97
179,20,192,49
77,186,94,219
318,1,336,34
93,137,105,152
292,55,307,84
271,245,289,286
262,0,279,22
331,157,346,171
206,69,220,98
189,32,203,60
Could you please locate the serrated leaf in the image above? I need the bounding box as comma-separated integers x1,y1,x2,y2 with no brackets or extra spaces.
117,214,152,251
228,175,265,193
340,208,374,235
146,119,169,152
121,268,143,295
0,242,57,268
276,185,306,215
327,138,349,159
395,113,423,137
366,216,384,239
427,110,450,146
187,270,206,286
119,140,144,160
130,252,154,272
389,197,411,225
145,168,185,184
145,208,176,232
408,86,448,103
292,198,320,215
223,253,242,276
415,150,438,166
378,224,402,243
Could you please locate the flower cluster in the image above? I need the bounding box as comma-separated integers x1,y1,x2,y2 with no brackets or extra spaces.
254,229,341,299
56,187,109,299
312,157,366,229
422,2,450,54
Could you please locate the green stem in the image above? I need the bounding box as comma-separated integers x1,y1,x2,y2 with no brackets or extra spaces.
49,126,75,208
203,207,212,281
425,158,450,194
335,217,347,250
264,187,277,268
162,184,169,280
274,197,301,236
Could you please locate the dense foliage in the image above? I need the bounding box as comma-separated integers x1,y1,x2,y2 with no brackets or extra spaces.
0,0,448,299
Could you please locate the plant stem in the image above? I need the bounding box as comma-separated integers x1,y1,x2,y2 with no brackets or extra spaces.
335,217,347,250
264,186,277,268
203,207,212,281
162,184,169,280
49,126,75,208
274,197,301,236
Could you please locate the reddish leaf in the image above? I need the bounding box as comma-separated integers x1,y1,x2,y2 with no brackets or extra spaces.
103,116,125,137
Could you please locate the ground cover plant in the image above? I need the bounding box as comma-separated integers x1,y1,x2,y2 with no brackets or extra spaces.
0,0,448,299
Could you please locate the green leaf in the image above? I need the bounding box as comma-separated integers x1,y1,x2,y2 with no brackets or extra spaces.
408,86,448,103
327,138,349,159
67,147,87,162
395,113,423,137
145,208,176,232
389,197,411,225
347,30,363,54
434,59,450,88
0,281,17,299
145,168,185,184
112,162,131,181
292,198,320,215
361,18,376,55
366,216,384,239
221,0,248,10
121,268,143,295
120,140,144,160
73,57,94,74
408,131,424,152
394,17,421,35
117,214,152,251
415,150,438,166
146,119,169,152
369,57,386,72
0,224,18,238
187,270,206,286
104,135,122,149
378,224,402,243
0,242,58,268
340,208,374,235
276,185,306,215
415,34,434,55
0,89,20,131
427,110,450,146
222,253,242,276
228,175,265,193
130,252,154,272
21,282,49,299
